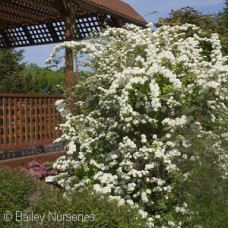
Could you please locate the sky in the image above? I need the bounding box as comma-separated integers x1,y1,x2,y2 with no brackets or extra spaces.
18,0,225,67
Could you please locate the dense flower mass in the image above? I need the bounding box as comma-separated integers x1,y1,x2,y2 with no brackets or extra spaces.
48,23,228,227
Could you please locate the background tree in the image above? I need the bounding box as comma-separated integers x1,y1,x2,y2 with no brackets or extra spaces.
20,64,65,94
0,49,65,94
0,49,28,93
215,0,228,55
156,5,228,55
156,7,215,33
223,0,228,12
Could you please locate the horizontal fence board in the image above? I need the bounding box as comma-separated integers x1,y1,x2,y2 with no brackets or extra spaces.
0,94,64,152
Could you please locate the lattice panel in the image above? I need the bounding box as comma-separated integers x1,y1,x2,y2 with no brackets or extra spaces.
0,14,104,48
4,27,29,46
27,24,53,44
0,94,63,151
0,0,146,48
0,35,5,47
52,21,65,41
76,16,102,38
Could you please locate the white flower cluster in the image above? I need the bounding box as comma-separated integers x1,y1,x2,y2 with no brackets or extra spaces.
49,23,228,227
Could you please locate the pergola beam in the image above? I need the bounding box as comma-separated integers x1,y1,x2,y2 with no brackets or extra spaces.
57,0,76,89
0,0,147,88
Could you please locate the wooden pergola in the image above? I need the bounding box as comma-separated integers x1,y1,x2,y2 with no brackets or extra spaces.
0,0,147,88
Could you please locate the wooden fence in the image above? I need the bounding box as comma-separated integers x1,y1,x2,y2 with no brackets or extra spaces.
0,94,64,151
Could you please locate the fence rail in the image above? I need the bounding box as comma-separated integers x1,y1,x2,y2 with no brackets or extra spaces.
0,93,64,151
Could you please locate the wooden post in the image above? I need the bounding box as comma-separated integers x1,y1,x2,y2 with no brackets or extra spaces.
61,0,75,89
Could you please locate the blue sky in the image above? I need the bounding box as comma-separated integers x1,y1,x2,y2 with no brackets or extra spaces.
18,0,225,67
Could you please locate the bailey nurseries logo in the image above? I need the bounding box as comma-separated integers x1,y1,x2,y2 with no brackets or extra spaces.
4,211,95,224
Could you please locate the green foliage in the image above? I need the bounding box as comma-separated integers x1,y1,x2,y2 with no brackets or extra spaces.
215,2,228,56
224,0,228,12
0,49,64,94
0,49,28,93
175,123,228,227
28,188,147,228
156,7,215,31
157,6,228,55
20,64,65,94
0,166,147,228
0,166,55,228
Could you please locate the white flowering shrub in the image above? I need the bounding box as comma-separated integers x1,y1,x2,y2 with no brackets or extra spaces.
48,24,228,227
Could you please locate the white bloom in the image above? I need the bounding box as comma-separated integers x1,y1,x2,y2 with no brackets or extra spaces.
49,23,228,227
138,209,148,219
117,199,125,207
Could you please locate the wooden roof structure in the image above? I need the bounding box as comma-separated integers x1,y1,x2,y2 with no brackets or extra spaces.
0,0,147,87
0,0,147,48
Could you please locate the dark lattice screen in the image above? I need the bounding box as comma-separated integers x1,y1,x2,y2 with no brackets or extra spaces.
0,15,104,48
76,16,102,38
0,35,5,48
5,27,30,46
